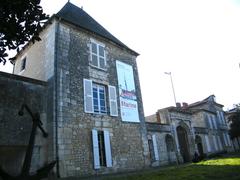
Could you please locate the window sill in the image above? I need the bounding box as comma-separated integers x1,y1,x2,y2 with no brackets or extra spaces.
89,64,107,72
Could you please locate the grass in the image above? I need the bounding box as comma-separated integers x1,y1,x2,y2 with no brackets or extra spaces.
101,154,240,180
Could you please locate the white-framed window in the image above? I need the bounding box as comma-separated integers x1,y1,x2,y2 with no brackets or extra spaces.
92,129,112,169
83,79,118,116
93,84,107,114
90,39,106,69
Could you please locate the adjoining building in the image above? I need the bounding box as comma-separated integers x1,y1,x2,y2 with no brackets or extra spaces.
145,95,233,166
225,107,240,151
1,2,150,178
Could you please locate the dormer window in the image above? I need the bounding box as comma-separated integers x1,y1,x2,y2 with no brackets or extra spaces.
90,39,106,69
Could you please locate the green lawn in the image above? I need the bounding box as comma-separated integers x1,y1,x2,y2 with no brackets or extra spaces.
103,154,240,180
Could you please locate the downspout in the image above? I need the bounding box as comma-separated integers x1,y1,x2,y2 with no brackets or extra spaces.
54,17,60,178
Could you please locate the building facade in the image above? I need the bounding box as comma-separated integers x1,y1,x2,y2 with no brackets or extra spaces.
10,2,150,177
145,95,233,166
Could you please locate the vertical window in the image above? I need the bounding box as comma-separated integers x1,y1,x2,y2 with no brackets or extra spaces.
93,84,107,114
221,112,226,125
217,136,223,150
90,40,106,69
213,136,218,151
212,116,217,129
92,129,112,169
148,139,155,161
205,135,211,152
20,57,26,71
208,115,213,129
84,79,118,116
98,131,106,166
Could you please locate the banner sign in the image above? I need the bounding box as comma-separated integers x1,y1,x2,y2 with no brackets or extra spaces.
116,61,140,122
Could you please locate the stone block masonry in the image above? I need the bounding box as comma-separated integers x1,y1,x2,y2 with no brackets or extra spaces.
55,22,150,177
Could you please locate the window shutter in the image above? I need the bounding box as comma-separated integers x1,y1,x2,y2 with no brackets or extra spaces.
92,129,100,169
217,111,221,124
152,134,159,161
84,79,93,113
221,112,226,125
205,114,210,127
108,85,118,116
213,117,217,129
208,115,213,129
104,131,113,167
204,135,211,152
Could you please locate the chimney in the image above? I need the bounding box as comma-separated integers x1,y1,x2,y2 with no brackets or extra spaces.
182,102,188,109
176,102,181,108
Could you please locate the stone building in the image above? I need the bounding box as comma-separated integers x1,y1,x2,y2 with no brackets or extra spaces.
4,2,150,178
145,95,233,166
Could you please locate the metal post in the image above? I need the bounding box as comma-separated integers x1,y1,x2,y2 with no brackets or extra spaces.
165,72,177,106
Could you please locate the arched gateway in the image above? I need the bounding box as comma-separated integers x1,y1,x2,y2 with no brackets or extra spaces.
177,126,191,162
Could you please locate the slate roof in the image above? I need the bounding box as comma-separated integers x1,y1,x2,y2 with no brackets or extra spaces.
13,2,139,60
55,2,139,56
188,95,223,108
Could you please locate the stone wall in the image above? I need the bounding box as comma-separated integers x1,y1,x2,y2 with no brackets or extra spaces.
13,21,56,81
0,72,48,175
192,111,206,128
146,123,177,166
54,21,150,177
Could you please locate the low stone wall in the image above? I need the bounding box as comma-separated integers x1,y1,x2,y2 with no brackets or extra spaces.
0,72,48,175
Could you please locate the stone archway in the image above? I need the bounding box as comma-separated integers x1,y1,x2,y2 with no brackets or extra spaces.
195,135,204,157
177,126,190,162
165,134,175,164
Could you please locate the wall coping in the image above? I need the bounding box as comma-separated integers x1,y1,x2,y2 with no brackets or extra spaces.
0,71,47,86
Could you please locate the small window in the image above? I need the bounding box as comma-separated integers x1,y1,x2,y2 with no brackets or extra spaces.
20,57,26,71
90,40,106,69
93,83,107,114
98,131,106,166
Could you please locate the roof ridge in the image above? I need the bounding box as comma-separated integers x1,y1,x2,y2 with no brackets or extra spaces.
56,2,139,56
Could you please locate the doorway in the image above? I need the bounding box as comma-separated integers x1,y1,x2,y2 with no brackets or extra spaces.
195,135,204,157
177,126,190,162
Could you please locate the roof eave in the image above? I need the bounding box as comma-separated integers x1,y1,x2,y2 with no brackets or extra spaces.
54,15,139,56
